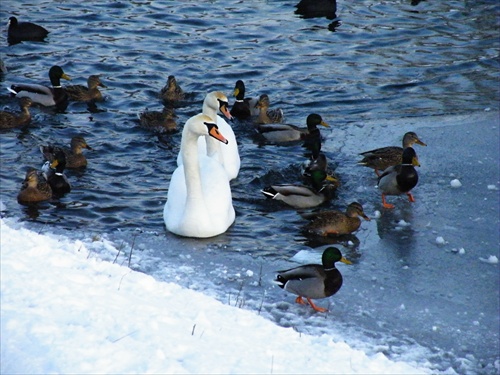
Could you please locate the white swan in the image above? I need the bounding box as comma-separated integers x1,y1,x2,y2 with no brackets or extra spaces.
177,91,241,180
164,114,235,238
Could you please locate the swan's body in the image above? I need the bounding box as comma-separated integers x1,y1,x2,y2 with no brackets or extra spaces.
164,114,235,238
177,91,240,180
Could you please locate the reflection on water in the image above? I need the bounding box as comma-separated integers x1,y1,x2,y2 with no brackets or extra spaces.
375,205,417,256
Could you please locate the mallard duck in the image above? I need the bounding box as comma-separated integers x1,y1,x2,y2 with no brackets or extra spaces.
254,94,284,124
17,168,52,204
302,137,329,176
377,147,420,209
138,106,177,133
7,16,49,44
257,113,329,144
303,202,371,236
40,136,92,169
9,66,71,111
358,131,427,176
160,75,185,102
65,75,107,102
261,169,337,209
230,80,259,120
275,247,351,312
41,150,71,197
0,97,32,129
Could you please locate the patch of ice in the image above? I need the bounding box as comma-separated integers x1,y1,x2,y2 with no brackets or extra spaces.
245,270,254,277
290,250,318,264
479,255,498,264
487,184,498,190
373,210,381,219
435,236,446,245
450,179,462,188
397,220,410,227
459,248,466,255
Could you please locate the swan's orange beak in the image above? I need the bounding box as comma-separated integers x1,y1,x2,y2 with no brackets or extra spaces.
205,122,229,144
220,103,233,121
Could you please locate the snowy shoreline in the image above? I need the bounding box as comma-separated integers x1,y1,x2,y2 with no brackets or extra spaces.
0,217,432,374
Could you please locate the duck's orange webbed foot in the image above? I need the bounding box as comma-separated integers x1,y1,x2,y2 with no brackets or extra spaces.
407,192,416,202
295,296,306,305
306,298,328,313
381,194,395,209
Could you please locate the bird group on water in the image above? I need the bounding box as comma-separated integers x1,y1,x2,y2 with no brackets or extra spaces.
2,16,427,313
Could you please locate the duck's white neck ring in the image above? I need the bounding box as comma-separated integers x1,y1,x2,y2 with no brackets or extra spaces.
52,86,62,89
235,99,244,103
323,267,336,271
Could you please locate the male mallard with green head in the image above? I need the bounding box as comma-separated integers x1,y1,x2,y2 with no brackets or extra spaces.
276,247,351,312
377,147,420,209
9,65,71,111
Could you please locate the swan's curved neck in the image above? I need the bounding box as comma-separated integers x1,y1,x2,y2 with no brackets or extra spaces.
180,126,203,200
202,98,223,162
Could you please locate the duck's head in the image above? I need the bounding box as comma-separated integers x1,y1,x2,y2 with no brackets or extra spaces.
71,136,92,151
23,168,39,187
402,147,420,167
88,75,106,89
49,150,67,172
233,80,246,100
322,247,352,269
346,202,371,221
255,94,270,109
49,66,71,86
166,75,178,90
306,113,329,131
403,131,427,147
8,17,18,28
19,97,33,108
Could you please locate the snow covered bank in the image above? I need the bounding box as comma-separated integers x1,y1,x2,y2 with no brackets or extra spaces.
0,218,431,374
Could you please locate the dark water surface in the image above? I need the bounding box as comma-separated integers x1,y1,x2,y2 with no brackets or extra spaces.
1,1,499,373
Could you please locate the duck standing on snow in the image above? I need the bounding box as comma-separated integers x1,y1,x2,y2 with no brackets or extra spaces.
66,75,107,102
41,136,92,169
0,97,32,129
9,65,71,112
358,131,427,176
230,80,258,120
164,114,235,238
275,247,351,312
17,168,52,204
7,16,49,44
377,147,420,209
302,202,371,236
42,150,71,197
257,113,329,144
160,75,184,103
